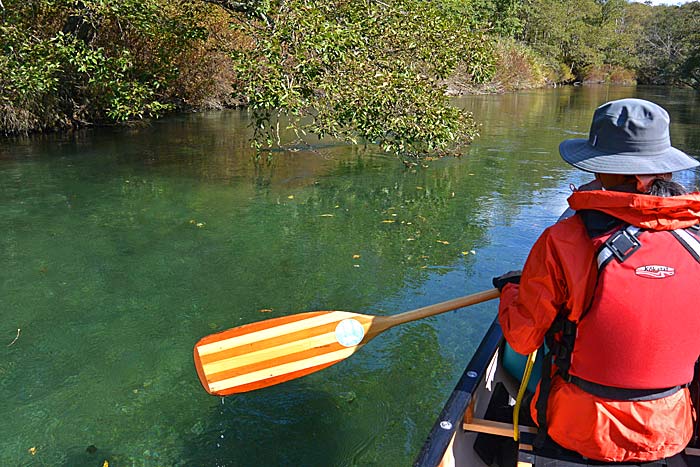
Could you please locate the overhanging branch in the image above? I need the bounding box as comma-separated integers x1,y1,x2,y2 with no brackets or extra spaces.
201,0,250,14
201,0,271,26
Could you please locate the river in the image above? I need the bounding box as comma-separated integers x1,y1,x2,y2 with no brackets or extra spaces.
1,85,699,466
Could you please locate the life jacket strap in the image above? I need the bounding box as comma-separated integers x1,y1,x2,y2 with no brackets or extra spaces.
569,376,685,401
671,228,700,262
534,315,574,449
596,225,641,268
691,359,700,447
533,345,553,450
547,316,687,401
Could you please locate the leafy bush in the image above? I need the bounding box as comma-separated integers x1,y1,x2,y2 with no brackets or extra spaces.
582,65,636,85
491,38,549,91
226,0,494,159
0,26,82,134
0,0,237,135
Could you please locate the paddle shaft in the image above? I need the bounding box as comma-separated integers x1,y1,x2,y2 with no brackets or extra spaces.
373,288,500,333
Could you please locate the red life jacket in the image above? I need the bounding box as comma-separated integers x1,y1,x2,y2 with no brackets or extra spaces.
567,221,700,392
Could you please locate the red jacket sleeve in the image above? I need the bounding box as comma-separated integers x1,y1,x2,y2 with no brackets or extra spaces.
498,215,598,355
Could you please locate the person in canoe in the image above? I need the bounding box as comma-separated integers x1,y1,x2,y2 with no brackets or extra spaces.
493,98,700,464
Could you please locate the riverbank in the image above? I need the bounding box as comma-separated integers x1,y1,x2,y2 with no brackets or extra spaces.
1,30,639,143
6,0,690,147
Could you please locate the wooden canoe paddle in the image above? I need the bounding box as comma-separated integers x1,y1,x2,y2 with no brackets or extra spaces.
194,288,500,396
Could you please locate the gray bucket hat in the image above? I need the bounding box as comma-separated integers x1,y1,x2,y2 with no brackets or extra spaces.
559,98,699,175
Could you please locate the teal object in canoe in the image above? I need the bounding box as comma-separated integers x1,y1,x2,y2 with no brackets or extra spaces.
502,342,544,394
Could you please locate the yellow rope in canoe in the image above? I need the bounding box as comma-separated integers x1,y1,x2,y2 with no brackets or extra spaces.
513,349,537,442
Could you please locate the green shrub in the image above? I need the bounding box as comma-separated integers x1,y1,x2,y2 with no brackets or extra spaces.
226,0,493,159
0,0,238,135
582,64,636,85
490,38,549,91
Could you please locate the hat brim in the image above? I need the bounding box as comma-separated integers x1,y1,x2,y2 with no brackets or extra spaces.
559,138,699,175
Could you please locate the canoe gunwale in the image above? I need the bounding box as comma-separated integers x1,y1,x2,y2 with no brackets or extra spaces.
413,317,504,466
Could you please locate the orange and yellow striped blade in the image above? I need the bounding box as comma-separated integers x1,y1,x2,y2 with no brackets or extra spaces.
194,311,375,395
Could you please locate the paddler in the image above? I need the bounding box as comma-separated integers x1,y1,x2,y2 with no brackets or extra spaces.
493,98,700,464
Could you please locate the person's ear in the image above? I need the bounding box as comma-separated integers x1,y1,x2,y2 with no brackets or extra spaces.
634,175,650,193
635,174,671,193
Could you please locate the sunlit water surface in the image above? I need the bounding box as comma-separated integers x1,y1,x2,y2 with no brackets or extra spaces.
1,86,699,466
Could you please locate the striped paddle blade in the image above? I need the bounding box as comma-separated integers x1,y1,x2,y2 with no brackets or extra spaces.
194,310,377,396
193,288,500,396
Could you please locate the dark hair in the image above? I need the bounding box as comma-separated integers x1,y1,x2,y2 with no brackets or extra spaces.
646,179,688,197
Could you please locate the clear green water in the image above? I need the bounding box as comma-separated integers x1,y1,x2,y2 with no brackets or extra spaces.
1,86,698,467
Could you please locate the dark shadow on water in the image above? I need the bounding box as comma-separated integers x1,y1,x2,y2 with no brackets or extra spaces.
181,380,345,467
61,445,119,467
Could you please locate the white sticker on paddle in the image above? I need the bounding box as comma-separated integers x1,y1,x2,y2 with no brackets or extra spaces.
335,319,365,347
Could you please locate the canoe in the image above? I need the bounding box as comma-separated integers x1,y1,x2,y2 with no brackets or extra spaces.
414,317,700,467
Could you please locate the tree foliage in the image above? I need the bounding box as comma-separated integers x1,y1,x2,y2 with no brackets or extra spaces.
0,0,232,134
634,2,700,89
1,0,699,153
518,0,639,80
221,0,494,158
441,0,524,37
516,0,700,87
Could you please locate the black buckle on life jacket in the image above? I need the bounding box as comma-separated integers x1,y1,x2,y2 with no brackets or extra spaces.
604,227,641,262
